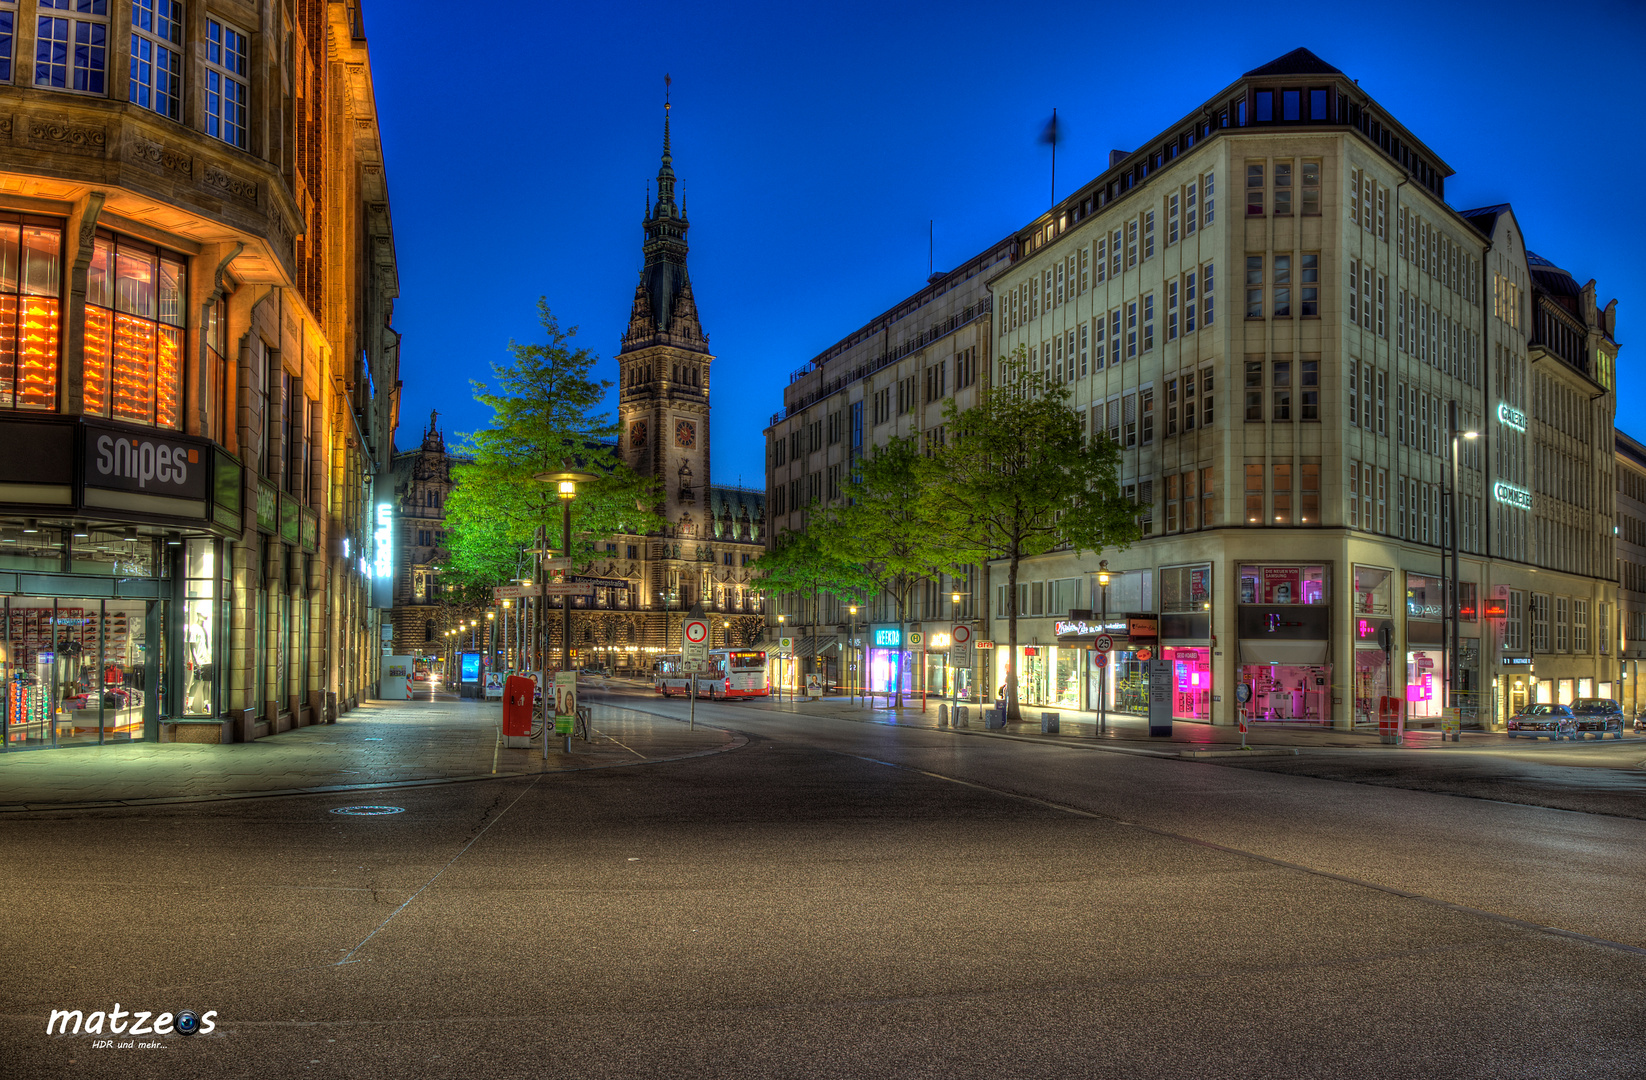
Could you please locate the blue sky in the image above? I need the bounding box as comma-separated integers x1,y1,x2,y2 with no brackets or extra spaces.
371,0,1646,484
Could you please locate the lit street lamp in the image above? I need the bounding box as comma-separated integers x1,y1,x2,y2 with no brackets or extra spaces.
1096,561,1111,736
533,469,599,735
1446,401,1480,741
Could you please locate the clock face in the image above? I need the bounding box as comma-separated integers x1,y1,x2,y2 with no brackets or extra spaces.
675,420,696,448
629,420,647,449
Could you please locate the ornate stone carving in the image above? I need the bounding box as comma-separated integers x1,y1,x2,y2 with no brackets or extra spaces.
203,162,258,204
29,119,107,154
130,135,190,174
0,116,13,137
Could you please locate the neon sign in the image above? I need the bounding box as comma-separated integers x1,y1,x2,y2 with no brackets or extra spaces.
1496,402,1526,433
873,628,902,647
1493,482,1532,510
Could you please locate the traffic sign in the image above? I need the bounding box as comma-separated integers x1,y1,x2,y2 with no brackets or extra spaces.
542,582,592,597
778,636,794,652
492,584,542,600
1094,651,1108,664
1095,633,1114,652
908,631,924,647
683,619,709,645
951,624,972,645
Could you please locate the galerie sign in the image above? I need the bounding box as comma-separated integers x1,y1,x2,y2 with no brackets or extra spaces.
83,423,208,499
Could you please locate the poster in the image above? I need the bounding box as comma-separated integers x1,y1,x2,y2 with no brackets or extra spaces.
553,670,578,717
1262,567,1301,605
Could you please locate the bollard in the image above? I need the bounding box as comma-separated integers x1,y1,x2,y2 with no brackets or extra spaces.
938,703,949,728
955,705,969,728
1041,711,1060,734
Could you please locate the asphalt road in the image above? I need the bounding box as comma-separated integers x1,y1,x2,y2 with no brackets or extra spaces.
3,685,1644,1079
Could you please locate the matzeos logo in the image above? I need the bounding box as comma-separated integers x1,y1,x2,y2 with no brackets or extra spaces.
94,434,196,490
46,1002,217,1042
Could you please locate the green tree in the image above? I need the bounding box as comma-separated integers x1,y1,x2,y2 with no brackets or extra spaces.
444,300,662,602
749,525,872,690
814,436,967,708
925,348,1139,720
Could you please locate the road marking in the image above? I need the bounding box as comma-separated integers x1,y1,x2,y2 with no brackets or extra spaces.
839,752,1646,961
334,776,544,966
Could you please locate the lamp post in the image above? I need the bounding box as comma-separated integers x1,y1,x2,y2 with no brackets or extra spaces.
848,605,858,706
486,610,496,684
952,590,962,716
777,613,786,702
1097,560,1111,736
1446,401,1480,742
532,470,598,732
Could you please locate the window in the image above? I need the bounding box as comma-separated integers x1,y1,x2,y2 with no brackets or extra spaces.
1110,229,1121,277
1203,171,1215,225
1533,594,1550,653
35,0,108,94
1575,598,1589,653
1166,280,1179,341
1244,361,1263,421
1254,89,1273,122
1126,219,1138,269
1166,473,1180,533
1376,186,1387,240
129,0,182,120
1301,160,1320,215
1093,316,1106,370
1274,161,1292,215
1348,364,1360,427
1272,360,1291,421
1095,236,1108,283
1272,463,1292,524
81,231,186,427
1143,211,1155,260
1300,463,1319,523
1301,360,1318,421
1203,262,1214,326
1273,255,1292,317
1246,162,1265,215
1245,463,1263,523
1185,182,1198,237
1183,271,1196,334
1124,392,1137,448
1126,301,1137,359
1301,254,1318,317
1142,293,1154,352
1200,467,1214,526
1201,367,1214,427
0,4,13,83
1348,260,1361,326
1376,274,1387,338
206,18,249,149
1375,369,1386,434
1246,255,1264,318
205,294,227,444
1167,193,1180,245
1141,387,1154,444
1555,596,1570,653
1349,168,1362,227
0,214,63,412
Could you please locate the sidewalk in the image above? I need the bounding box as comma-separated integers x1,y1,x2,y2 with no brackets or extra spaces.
0,698,740,811
759,693,1580,753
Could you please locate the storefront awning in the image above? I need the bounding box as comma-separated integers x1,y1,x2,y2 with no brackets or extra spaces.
1238,639,1329,666
788,635,839,657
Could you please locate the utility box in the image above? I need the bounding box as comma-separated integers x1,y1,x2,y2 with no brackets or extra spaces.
379,655,413,701
502,675,536,747
1041,711,1060,734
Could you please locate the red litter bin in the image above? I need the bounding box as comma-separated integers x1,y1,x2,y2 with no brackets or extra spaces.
1378,695,1404,745
502,675,536,738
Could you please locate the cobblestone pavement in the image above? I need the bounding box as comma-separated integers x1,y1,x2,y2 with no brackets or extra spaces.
0,698,740,811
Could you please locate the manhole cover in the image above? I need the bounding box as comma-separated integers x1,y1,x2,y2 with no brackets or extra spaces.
329,805,405,816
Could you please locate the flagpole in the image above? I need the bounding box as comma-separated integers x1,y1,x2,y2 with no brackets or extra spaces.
1050,107,1056,209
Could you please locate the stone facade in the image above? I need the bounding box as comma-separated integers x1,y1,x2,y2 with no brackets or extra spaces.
0,1,398,746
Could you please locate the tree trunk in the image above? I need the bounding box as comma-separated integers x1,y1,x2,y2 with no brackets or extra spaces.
1005,546,1021,721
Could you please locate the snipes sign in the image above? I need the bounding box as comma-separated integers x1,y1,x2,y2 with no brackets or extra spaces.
83,423,208,500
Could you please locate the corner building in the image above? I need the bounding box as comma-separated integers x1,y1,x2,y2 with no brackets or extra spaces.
990,48,1619,729
0,1,400,748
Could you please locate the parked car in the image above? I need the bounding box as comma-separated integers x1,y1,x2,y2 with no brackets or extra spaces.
1506,703,1576,740
1570,698,1625,739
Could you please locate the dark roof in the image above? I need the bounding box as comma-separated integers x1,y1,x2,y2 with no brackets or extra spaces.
1618,430,1646,471
1458,204,1508,237
1243,47,1343,78
1526,251,1558,268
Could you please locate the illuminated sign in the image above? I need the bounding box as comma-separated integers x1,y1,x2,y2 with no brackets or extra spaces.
1483,600,1507,619
1493,482,1532,510
873,628,902,647
1496,402,1526,433
1055,618,1127,637
369,502,394,609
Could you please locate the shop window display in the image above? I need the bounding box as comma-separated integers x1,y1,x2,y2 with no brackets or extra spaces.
1238,564,1328,605
182,539,217,717
4,598,151,747
0,214,63,412
1165,646,1211,720
1239,663,1332,723
82,231,187,428
1354,644,1391,727
1406,649,1443,720
1353,565,1392,615
0,527,67,572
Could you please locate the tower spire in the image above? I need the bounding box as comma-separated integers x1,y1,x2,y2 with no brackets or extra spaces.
621,76,705,356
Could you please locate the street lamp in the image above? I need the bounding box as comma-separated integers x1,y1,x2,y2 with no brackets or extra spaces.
847,605,860,705
1096,561,1112,736
951,591,962,715
532,469,599,730
1446,401,1480,741
778,613,787,702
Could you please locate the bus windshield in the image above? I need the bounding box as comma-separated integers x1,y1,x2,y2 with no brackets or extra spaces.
728,652,765,670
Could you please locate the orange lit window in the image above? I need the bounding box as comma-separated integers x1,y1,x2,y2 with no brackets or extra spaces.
83,231,186,428
0,216,63,411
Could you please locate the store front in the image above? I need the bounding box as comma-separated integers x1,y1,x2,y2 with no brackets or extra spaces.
1404,573,1445,724
1237,563,1333,725
1159,565,1214,723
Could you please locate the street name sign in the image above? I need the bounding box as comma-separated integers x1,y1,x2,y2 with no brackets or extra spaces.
571,575,630,590
542,582,593,597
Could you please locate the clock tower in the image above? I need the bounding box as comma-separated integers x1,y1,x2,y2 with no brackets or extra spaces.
617,90,713,540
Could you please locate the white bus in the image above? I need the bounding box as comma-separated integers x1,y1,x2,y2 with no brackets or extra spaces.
653,649,770,699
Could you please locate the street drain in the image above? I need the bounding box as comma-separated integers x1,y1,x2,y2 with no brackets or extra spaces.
329,805,405,816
